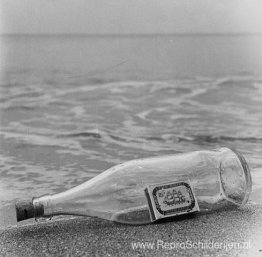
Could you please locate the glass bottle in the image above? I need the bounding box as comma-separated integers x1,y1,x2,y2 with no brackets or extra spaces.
16,147,252,225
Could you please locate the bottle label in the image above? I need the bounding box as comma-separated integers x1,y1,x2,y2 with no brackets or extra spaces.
144,180,199,222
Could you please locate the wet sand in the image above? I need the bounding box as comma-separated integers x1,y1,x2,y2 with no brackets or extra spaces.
1,204,262,256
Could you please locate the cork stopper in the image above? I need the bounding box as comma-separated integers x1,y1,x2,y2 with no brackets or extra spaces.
15,201,35,222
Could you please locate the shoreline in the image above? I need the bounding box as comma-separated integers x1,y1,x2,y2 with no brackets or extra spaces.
1,204,262,256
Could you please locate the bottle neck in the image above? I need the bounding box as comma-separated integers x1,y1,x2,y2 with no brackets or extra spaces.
33,195,53,219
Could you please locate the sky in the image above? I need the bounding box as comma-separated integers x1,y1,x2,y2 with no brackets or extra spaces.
1,0,262,34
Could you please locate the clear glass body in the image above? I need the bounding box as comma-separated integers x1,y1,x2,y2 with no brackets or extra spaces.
33,147,252,225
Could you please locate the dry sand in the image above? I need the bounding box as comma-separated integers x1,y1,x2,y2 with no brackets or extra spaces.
1,204,262,257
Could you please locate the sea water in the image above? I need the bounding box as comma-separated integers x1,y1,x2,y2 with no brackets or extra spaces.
0,34,262,210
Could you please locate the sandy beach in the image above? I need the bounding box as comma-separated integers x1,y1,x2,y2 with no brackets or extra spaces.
1,204,261,257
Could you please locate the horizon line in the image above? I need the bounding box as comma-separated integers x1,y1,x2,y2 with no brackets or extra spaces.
1,32,262,37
